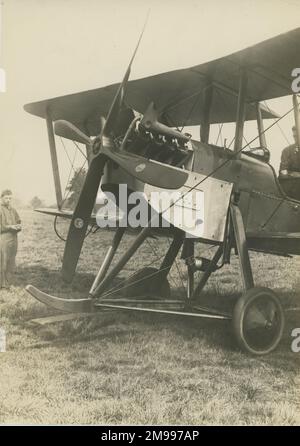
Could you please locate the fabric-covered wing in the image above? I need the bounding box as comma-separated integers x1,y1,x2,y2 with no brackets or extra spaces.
35,207,96,225
24,27,299,134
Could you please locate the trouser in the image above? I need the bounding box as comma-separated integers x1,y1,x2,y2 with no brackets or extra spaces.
0,234,18,288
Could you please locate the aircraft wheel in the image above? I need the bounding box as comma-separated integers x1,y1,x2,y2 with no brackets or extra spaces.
233,287,284,355
122,267,171,299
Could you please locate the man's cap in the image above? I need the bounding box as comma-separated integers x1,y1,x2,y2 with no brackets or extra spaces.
1,189,12,198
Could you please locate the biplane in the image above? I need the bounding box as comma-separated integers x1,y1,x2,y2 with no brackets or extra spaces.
24,27,300,355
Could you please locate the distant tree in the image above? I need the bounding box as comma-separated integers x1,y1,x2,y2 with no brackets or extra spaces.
65,168,87,210
29,196,44,209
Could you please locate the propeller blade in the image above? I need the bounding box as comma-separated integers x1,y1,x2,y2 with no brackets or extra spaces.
61,154,106,282
61,16,149,282
102,16,148,137
54,120,91,145
141,102,191,142
101,147,188,189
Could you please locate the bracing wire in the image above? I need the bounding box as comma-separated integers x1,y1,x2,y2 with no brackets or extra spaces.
166,236,187,293
54,138,88,241
263,100,291,146
243,134,252,149
60,137,78,201
215,124,224,146
73,140,88,161
145,238,180,289
162,103,297,219
97,242,218,300
91,104,297,298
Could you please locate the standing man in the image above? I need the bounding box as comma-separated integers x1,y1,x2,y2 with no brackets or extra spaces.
279,125,300,177
0,190,22,289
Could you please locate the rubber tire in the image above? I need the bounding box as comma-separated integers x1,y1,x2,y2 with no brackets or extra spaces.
233,287,285,355
122,267,171,299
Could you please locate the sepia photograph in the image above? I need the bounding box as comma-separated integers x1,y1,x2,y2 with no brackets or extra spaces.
0,0,299,428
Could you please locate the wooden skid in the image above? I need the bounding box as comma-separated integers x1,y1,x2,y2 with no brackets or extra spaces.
26,286,231,321
26,285,93,313
101,298,184,305
95,302,231,320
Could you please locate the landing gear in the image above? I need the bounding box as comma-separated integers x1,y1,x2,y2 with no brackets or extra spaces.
233,287,285,355
122,267,171,299
229,204,285,354
26,202,286,355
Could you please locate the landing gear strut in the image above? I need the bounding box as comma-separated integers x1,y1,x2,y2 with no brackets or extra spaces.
26,202,286,355
229,204,284,354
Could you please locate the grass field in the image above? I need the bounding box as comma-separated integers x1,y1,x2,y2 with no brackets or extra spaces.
0,210,299,425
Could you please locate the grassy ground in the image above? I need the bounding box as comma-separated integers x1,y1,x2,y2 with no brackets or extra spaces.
0,210,299,425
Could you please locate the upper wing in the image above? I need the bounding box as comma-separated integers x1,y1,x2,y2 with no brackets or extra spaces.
25,27,300,133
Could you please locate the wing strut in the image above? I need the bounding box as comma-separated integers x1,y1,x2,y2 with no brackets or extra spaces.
256,103,267,149
234,68,248,155
293,94,300,149
200,78,213,144
46,111,63,209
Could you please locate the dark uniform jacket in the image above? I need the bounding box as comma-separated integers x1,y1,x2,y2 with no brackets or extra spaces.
279,143,300,173
0,205,21,234
0,204,21,287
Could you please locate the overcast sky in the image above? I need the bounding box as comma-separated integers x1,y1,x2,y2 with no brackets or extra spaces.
1,0,300,205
